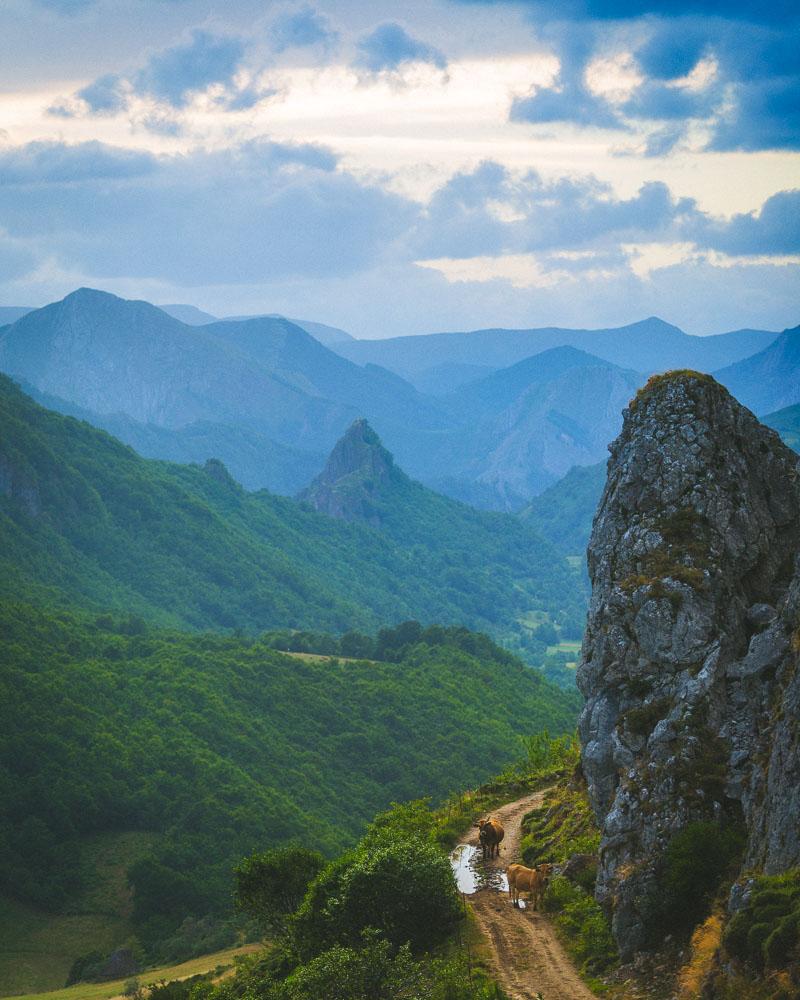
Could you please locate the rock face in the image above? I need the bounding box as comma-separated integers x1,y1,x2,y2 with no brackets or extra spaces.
577,371,800,958
297,418,399,526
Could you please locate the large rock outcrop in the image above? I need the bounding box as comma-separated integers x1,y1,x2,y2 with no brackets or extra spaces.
577,371,800,958
297,418,399,526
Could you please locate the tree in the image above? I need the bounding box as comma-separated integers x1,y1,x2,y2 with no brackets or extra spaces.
234,846,325,937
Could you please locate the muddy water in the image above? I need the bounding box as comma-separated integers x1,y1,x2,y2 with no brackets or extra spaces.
450,843,525,904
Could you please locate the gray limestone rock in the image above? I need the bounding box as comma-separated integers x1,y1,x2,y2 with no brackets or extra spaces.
577,372,800,958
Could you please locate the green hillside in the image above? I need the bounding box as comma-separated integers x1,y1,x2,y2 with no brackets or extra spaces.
0,373,584,650
0,603,579,986
764,401,800,452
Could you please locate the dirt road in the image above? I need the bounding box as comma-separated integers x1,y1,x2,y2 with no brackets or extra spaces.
459,790,596,1000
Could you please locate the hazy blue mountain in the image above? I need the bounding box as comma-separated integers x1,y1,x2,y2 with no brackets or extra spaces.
520,461,606,556
413,348,642,509
19,380,323,494
0,289,449,493
334,318,778,384
0,289,351,450
222,312,355,345
285,317,354,345
159,302,219,325
205,314,445,435
160,304,354,345
714,325,800,414
412,361,497,394
763,402,800,452
0,307,33,325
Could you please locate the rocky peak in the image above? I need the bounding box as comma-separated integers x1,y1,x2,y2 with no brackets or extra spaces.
578,370,800,958
297,418,400,526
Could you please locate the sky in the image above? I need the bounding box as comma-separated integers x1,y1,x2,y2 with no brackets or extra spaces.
0,0,798,337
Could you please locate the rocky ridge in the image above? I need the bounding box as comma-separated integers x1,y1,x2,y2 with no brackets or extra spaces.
577,371,800,958
297,418,398,526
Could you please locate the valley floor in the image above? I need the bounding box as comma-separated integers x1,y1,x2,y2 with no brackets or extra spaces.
5,944,260,1000
463,791,595,1000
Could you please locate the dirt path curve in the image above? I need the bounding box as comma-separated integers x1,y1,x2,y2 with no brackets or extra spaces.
460,789,595,1000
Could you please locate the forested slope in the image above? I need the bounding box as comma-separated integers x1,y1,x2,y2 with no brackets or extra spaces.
0,605,579,964
0,374,583,649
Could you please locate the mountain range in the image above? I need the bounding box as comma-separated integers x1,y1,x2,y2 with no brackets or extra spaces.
0,288,796,512
0,372,585,653
334,317,778,389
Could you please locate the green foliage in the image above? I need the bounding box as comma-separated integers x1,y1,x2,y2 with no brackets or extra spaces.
521,461,605,558
0,373,585,659
234,848,325,937
724,870,800,972
650,821,746,940
292,839,461,959
0,601,578,959
544,877,617,974
281,933,423,1000
520,778,615,975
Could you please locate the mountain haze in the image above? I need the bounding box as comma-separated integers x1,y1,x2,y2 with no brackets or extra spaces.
0,374,584,650
714,324,800,414
334,318,778,386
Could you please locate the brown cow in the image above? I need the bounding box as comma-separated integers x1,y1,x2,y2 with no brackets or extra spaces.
506,862,554,909
476,818,505,859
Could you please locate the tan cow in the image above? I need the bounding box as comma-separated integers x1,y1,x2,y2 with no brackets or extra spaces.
506,862,554,909
476,818,505,859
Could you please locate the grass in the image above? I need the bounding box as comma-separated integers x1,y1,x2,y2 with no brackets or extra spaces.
0,834,159,997
546,641,582,655
8,945,261,1000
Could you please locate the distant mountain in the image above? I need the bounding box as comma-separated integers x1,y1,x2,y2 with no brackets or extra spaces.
160,303,353,346
763,402,800,452
0,374,585,649
334,318,778,385
0,289,444,494
19,380,322,493
412,361,497,395
0,307,32,325
520,461,606,556
222,312,355,346
159,302,219,325
285,317,354,346
416,348,643,508
299,418,399,525
714,325,800,414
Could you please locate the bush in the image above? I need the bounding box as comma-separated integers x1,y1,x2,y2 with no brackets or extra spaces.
723,870,800,972
235,846,325,937
544,875,617,974
650,821,745,939
292,839,461,960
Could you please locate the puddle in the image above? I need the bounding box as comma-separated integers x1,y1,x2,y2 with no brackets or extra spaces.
450,843,519,900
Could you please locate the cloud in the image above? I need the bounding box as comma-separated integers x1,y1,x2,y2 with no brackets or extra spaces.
0,138,417,286
510,25,625,129
621,78,719,120
75,73,128,115
271,5,337,52
707,76,800,152
353,22,447,76
50,27,251,119
0,140,157,183
132,29,245,108
689,190,800,256
412,163,695,259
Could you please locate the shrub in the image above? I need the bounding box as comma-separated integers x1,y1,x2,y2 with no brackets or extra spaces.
292,838,461,960
650,822,745,940
544,876,617,973
723,870,800,972
234,846,325,937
